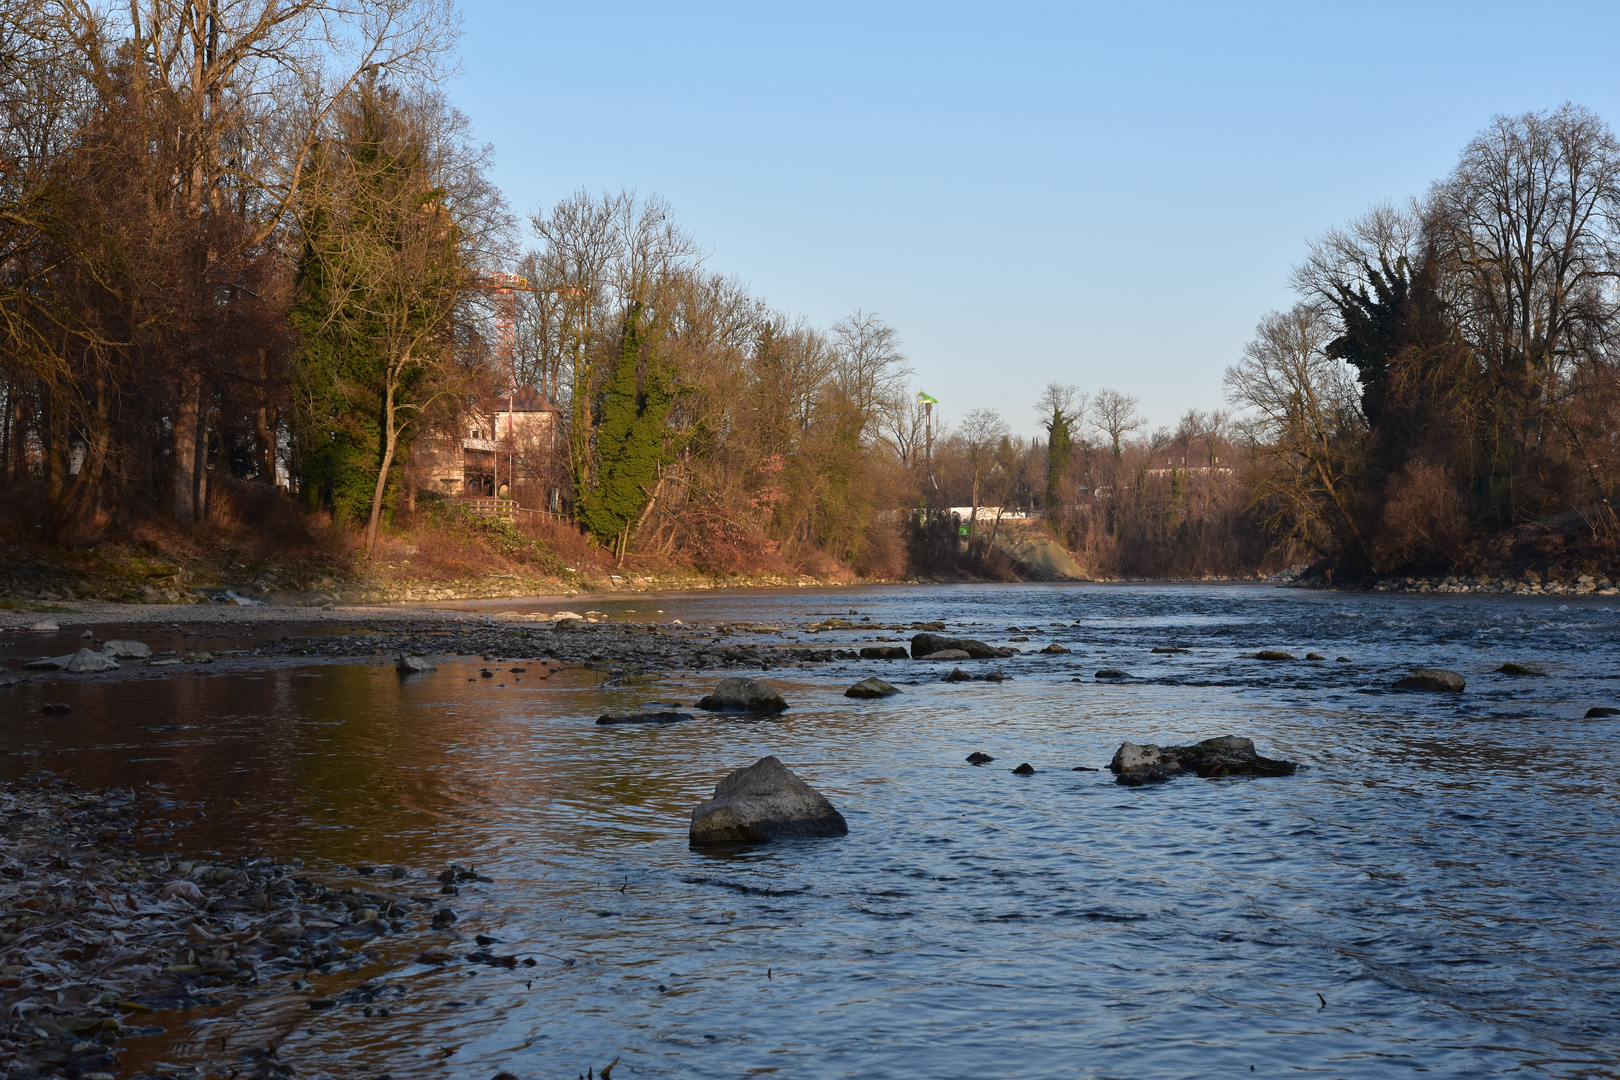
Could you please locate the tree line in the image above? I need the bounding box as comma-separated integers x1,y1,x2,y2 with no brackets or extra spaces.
2,3,1613,584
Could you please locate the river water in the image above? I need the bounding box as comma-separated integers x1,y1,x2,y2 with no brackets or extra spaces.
4,584,1618,1079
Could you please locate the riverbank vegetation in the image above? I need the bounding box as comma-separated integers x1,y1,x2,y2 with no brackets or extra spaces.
0,0,1614,593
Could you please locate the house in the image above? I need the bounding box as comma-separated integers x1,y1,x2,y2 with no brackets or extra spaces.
410,386,561,505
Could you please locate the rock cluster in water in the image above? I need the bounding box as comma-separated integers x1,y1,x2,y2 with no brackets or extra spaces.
689,756,848,844
909,632,1015,660
1108,736,1298,786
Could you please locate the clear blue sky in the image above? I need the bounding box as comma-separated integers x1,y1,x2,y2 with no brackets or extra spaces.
451,1,1620,438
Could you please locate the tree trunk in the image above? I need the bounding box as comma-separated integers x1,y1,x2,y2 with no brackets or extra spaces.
192,395,209,522
172,371,200,521
364,381,399,555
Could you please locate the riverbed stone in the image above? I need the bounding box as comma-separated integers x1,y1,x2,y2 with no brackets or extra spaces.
101,639,152,659
1095,668,1130,679
845,677,900,699
909,632,1014,660
1109,736,1296,786
1396,668,1466,692
696,677,788,713
917,648,972,661
1041,642,1071,653
1255,650,1294,661
859,646,909,660
966,752,995,764
63,648,119,673
596,710,693,725
1586,706,1619,718
1497,662,1546,677
1011,762,1035,775
396,654,436,674
689,755,847,844
27,621,58,632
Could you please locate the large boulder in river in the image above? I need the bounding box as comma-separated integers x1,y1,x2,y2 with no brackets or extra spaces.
696,677,788,713
845,677,900,699
689,756,847,844
1395,668,1465,692
1109,735,1296,786
396,654,436,674
101,639,152,660
909,632,1014,660
916,648,971,661
64,648,120,673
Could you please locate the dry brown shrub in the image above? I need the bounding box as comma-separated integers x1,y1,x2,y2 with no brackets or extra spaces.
1377,460,1474,571
852,517,905,579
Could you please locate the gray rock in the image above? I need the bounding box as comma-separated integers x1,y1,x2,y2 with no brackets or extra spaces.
1497,662,1546,677
596,710,693,725
910,632,1014,660
859,646,909,660
65,648,120,673
845,677,900,699
396,654,437,674
1110,735,1296,786
696,677,788,713
917,649,972,661
689,756,847,844
1396,668,1466,692
1041,642,1071,654
27,621,58,632
101,639,152,659
1095,668,1130,679
23,654,73,670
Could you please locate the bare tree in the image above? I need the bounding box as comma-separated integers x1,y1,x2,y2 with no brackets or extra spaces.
831,309,911,422
1092,388,1143,457
1225,304,1369,559
958,407,1008,538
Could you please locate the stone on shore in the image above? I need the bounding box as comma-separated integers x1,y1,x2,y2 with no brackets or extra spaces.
1497,662,1546,677
596,710,693,725
696,677,788,713
917,648,972,661
101,639,152,659
859,646,909,660
845,677,900,699
1396,668,1466,692
689,756,847,844
396,654,437,674
1109,736,1296,786
909,632,1014,660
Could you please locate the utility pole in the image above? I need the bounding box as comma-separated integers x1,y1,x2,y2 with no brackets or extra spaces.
917,391,938,521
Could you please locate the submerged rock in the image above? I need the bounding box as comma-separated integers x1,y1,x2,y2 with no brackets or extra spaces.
1586,706,1619,718
1151,646,1189,654
101,639,152,659
696,677,788,713
909,632,1014,660
1041,642,1071,654
1109,736,1296,786
1305,652,1326,661
917,648,972,661
1094,668,1130,679
859,646,909,660
966,751,995,764
1255,650,1294,661
1010,762,1035,776
845,677,901,699
396,654,437,674
689,755,847,844
596,710,693,725
1396,668,1466,692
1497,662,1546,677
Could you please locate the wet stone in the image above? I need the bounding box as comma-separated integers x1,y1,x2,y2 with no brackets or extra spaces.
909,632,1015,659
596,710,694,725
696,677,788,713
1095,668,1130,679
689,755,847,845
845,677,901,699
966,752,995,765
1396,668,1466,692
1586,706,1620,718
1497,662,1546,677
1255,650,1294,661
1011,763,1035,775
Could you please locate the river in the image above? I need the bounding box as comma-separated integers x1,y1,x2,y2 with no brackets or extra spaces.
3,583,1618,1079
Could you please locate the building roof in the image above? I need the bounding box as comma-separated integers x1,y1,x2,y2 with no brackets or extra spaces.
477,386,558,414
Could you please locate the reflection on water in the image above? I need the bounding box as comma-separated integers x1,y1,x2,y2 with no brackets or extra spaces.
4,584,1619,1079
